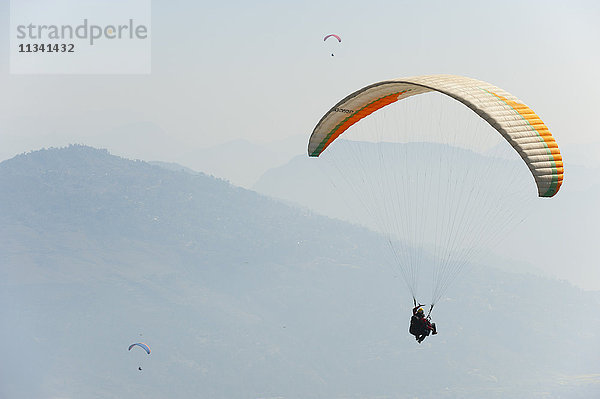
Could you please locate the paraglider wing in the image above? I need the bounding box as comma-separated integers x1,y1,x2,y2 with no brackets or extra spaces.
128,342,151,354
308,74,563,197
323,34,342,42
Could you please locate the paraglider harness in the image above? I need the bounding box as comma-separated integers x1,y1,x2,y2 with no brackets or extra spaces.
409,298,436,342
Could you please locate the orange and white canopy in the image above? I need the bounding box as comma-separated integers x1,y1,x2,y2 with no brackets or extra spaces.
308,74,563,197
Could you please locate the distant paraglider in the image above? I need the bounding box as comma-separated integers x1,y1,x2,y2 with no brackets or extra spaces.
323,34,341,56
129,342,150,371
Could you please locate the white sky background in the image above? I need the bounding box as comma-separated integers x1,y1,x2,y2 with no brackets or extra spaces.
0,0,599,161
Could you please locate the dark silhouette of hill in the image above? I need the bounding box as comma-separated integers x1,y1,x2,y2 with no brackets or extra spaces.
1,145,599,399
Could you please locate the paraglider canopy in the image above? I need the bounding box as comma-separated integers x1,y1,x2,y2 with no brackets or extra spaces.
323,34,341,42
308,74,563,197
128,342,151,354
307,74,563,308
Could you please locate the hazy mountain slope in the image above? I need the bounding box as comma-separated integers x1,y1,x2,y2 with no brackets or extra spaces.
173,139,301,188
253,142,600,289
1,145,599,399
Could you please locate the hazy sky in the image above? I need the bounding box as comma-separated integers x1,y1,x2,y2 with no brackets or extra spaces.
1,0,599,164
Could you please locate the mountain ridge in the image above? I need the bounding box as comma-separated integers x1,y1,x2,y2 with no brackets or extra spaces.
1,145,599,399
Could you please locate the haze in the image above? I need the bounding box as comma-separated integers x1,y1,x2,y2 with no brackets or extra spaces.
1,1,600,397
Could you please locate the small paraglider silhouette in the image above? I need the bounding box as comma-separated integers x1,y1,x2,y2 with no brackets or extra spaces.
129,342,150,371
323,34,341,56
